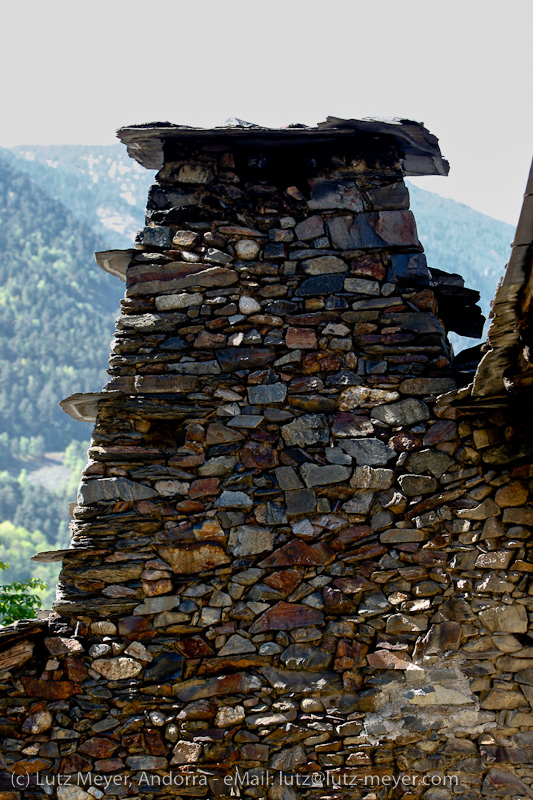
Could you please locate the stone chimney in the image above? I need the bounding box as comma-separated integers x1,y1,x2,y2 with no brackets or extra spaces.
5,119,533,799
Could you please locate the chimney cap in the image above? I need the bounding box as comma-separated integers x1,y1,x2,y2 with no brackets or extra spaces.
117,116,449,177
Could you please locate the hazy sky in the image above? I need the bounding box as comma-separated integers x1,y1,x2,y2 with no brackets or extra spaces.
1,0,531,225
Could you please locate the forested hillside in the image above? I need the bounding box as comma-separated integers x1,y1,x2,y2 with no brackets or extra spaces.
0,144,516,605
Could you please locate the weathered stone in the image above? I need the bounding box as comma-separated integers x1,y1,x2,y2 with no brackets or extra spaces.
134,375,198,393
405,449,454,477
214,705,246,727
340,438,394,465
228,525,274,556
351,465,394,490
386,614,428,634
285,489,316,516
215,491,253,508
285,326,317,349
398,474,437,495
157,544,230,574
456,499,500,519
300,463,351,487
371,398,430,426
248,383,287,404
475,550,513,569
399,377,455,395
339,385,400,410
218,636,256,657
295,215,325,241
302,256,347,275
281,414,329,446
250,601,324,633
344,277,380,295
155,291,203,310
77,478,157,505
22,710,53,734
280,645,332,670
171,740,202,765
91,657,142,680
479,604,528,633
495,481,529,507
0,640,34,671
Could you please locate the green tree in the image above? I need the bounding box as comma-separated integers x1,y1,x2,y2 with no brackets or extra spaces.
0,561,47,626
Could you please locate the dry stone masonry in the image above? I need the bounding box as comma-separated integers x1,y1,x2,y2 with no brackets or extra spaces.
1,119,533,800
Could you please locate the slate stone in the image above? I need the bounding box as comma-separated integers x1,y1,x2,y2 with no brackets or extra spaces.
77,478,158,505
155,292,203,310
295,274,344,296
302,256,347,275
300,463,352,487
398,474,438,495
295,215,325,241
285,489,316,516
399,377,455,395
351,466,394,490
281,414,329,447
248,383,287,404
340,438,395,465
280,645,333,670
405,449,454,477
275,466,304,491
341,491,375,514
228,525,275,556
371,398,430,426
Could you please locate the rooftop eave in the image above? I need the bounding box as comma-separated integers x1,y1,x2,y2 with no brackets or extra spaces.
117,117,449,177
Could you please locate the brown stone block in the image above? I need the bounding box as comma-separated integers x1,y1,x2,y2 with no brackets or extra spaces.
20,677,80,700
249,601,324,633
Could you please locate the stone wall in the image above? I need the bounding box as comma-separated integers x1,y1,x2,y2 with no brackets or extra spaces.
1,124,533,800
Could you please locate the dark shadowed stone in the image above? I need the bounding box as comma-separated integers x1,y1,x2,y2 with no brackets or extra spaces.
295,215,325,241
399,377,455,394
285,489,316,516
308,178,364,212
405,449,454,477
77,478,158,505
371,398,430,426
423,420,458,445
366,181,409,210
145,653,184,682
388,253,429,286
295,274,344,296
216,348,276,373
281,645,333,670
340,438,395,466
398,474,437,495
332,413,375,439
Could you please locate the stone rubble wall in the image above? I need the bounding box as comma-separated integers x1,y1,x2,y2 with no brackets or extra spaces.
1,140,533,800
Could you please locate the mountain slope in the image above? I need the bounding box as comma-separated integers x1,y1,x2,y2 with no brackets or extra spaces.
4,144,153,246
408,183,514,333
0,152,121,454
